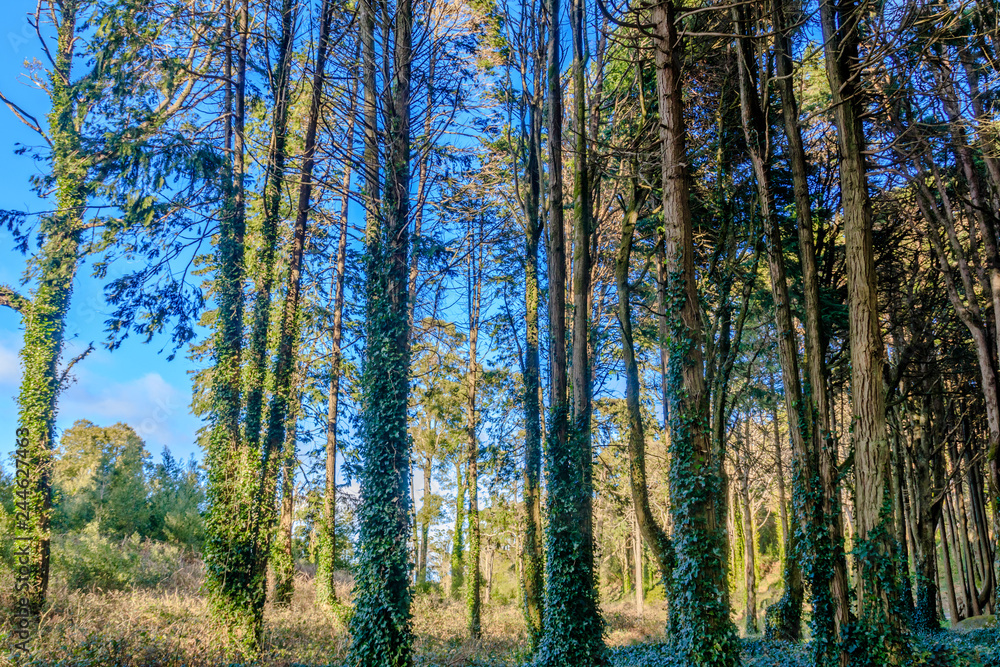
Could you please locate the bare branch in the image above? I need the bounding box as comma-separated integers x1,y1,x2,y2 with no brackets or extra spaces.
59,342,95,391
0,90,51,147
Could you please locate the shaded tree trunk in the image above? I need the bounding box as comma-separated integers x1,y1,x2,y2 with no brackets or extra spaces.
615,175,673,593
820,0,908,654
772,0,851,649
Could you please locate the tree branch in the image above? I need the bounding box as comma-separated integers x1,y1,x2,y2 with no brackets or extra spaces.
0,285,29,314
59,342,95,391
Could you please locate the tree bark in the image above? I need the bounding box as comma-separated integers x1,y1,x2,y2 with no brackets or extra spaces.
652,2,738,663
317,65,358,607
451,455,466,599
772,0,851,647
820,0,907,650
349,0,414,659
615,177,672,591
466,218,482,639
521,74,545,646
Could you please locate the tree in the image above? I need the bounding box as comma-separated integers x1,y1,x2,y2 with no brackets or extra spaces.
819,0,908,658
2,0,211,616
347,0,415,659
651,1,739,664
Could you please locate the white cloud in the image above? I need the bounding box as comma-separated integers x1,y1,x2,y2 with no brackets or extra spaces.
59,370,196,452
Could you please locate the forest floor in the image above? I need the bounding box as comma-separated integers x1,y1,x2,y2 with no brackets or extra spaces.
0,568,997,666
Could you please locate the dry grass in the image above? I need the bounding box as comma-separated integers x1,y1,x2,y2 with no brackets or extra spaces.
0,567,669,667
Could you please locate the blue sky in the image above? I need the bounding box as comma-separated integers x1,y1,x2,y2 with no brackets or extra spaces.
0,0,204,467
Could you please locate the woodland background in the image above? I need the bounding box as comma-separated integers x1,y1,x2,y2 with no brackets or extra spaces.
0,0,999,665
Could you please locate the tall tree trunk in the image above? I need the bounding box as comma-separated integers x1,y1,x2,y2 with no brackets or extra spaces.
820,0,908,653
652,2,738,663
11,0,85,618
466,218,482,638
317,66,358,607
254,0,335,617
522,88,545,647
535,0,607,660
243,0,296,451
615,176,673,591
733,9,810,642
348,0,414,660
204,0,256,652
536,0,601,662
772,0,851,648
451,456,466,599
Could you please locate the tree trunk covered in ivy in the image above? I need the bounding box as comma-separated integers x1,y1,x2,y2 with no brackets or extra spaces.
11,0,85,617
819,0,909,659
204,0,255,652
652,1,739,664
205,0,334,652
347,0,414,660
272,399,299,608
771,0,852,652
242,0,295,453
521,78,545,650
451,455,466,599
466,215,482,638
317,63,358,607
733,6,811,642
534,0,605,663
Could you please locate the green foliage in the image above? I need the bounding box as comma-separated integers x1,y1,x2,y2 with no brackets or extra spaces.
53,421,152,539
845,497,911,666
51,522,187,591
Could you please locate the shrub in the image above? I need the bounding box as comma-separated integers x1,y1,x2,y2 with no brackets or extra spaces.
51,523,189,591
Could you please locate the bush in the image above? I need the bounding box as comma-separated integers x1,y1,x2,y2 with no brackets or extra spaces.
51,523,189,591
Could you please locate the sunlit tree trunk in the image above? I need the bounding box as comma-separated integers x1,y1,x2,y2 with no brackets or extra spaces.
522,86,545,646
652,1,738,663
9,0,85,618
317,64,358,607
348,0,414,659
242,0,295,452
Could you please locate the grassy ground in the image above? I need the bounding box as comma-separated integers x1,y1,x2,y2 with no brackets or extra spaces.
0,567,997,666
